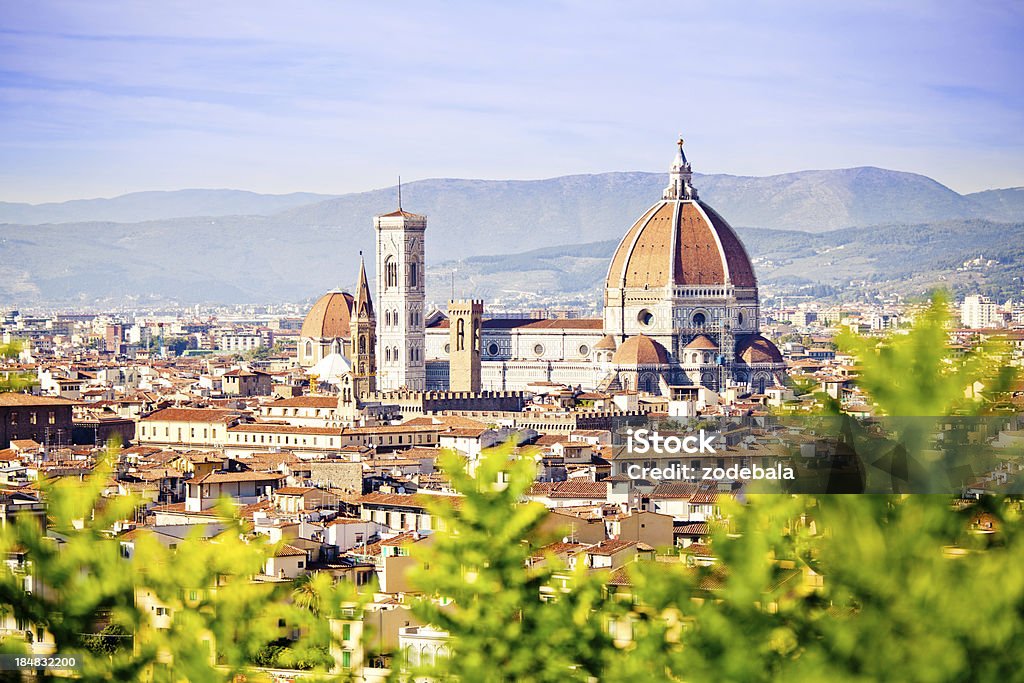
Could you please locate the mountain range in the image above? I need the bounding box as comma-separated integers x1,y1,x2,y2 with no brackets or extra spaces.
429,219,1023,306
1,167,1021,305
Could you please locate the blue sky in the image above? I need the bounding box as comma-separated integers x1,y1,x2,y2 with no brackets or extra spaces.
1,1,1022,202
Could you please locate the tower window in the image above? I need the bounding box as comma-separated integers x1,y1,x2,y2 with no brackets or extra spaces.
385,258,398,289
456,318,466,351
409,262,418,287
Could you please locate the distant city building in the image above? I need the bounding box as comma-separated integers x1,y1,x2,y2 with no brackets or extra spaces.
961,295,1001,329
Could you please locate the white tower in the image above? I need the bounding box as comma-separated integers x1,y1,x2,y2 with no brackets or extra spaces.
375,201,427,391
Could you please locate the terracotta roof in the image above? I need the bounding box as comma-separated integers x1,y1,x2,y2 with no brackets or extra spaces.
0,393,76,407
229,423,339,436
275,486,317,495
141,407,242,423
736,335,784,364
587,539,637,556
300,291,354,339
195,470,285,484
606,566,632,586
403,415,489,429
275,543,307,557
527,480,607,499
379,530,427,546
355,492,428,509
647,482,703,499
682,542,715,557
684,335,719,350
326,516,368,526
440,428,487,438
377,209,426,220
267,396,339,409
612,334,670,366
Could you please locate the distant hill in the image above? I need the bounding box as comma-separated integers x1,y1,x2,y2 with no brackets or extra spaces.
0,189,337,224
1,167,1022,305
964,187,1024,223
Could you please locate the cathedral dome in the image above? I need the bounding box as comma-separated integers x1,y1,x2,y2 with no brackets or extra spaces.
605,141,756,291
301,291,354,339
594,334,618,351
735,334,784,364
612,334,670,365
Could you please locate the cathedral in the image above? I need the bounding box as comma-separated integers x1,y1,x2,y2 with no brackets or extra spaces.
297,139,786,399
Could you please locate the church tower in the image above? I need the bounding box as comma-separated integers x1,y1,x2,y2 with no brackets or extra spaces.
448,299,482,392
349,254,376,398
375,202,427,391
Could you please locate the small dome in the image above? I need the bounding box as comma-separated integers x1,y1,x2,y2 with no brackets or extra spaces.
301,291,354,339
594,334,618,351
736,335,784,364
612,334,670,365
306,352,352,386
684,334,718,350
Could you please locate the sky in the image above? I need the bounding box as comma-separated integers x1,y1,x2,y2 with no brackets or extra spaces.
1,1,1022,203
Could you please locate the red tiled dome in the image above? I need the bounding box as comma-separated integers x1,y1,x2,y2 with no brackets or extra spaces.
735,334,784,364
612,334,670,365
300,291,354,339
606,200,757,290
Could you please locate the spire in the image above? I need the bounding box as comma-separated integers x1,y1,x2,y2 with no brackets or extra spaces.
355,251,374,319
663,136,697,200
397,175,402,211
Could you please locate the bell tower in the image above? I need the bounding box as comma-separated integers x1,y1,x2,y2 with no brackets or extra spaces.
375,195,427,391
349,254,376,398
448,299,482,392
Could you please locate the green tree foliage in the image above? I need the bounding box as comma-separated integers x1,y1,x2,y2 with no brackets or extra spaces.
407,447,616,682
836,292,1016,417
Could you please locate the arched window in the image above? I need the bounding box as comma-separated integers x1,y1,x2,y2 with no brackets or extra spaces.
385,347,391,363
409,261,418,288
304,341,312,356
456,318,466,351
639,373,656,393
385,310,391,327
473,319,481,352
359,335,367,354
385,257,398,289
